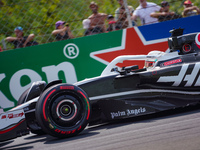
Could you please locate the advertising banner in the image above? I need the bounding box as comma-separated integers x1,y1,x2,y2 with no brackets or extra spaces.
1,15,200,110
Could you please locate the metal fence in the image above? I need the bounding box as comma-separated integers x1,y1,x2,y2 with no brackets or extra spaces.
0,0,198,50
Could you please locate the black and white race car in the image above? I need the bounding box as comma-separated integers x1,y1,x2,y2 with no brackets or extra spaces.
1,28,200,142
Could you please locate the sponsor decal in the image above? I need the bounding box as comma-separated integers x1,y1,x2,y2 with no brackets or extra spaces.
54,128,73,134
60,86,74,90
110,107,146,119
0,61,77,109
52,126,81,135
49,123,54,129
182,44,192,52
0,109,25,133
157,62,200,86
152,71,157,75
160,59,182,67
63,43,79,59
195,33,200,49
1,115,6,119
90,28,169,68
110,111,126,119
126,108,146,116
1,112,24,119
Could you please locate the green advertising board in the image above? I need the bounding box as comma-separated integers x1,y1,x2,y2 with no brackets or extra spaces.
0,30,123,110
1,16,200,111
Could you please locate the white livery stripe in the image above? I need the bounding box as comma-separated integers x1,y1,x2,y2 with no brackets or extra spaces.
89,89,200,100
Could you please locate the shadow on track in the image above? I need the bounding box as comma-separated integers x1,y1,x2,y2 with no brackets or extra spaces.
87,104,200,131
0,128,100,149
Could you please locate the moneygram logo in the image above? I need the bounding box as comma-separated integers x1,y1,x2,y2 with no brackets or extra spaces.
63,43,79,59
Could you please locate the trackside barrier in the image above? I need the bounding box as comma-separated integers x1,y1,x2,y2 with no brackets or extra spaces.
0,15,200,110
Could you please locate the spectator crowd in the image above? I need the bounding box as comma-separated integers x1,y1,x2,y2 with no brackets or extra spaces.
2,0,200,51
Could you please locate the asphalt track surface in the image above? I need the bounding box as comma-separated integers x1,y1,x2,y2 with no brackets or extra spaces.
1,105,200,150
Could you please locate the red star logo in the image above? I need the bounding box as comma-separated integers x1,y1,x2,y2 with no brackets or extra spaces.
90,27,169,68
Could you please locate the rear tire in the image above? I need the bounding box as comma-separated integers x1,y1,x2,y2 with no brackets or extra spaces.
35,84,91,138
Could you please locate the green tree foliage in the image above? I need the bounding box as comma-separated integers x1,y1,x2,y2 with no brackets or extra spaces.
0,0,199,50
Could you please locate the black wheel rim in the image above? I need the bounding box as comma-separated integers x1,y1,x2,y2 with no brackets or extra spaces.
49,92,85,127
56,99,78,121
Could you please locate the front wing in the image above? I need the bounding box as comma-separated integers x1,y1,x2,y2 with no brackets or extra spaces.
0,109,29,142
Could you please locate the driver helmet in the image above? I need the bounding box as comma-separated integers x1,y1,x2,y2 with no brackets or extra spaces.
145,61,155,68
145,51,165,68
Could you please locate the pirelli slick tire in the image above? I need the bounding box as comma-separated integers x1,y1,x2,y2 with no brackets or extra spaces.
35,84,91,138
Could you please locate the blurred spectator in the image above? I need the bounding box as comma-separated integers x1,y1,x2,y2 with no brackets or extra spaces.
115,0,134,29
131,0,161,25
150,1,182,22
5,26,38,49
87,1,107,34
182,0,200,17
83,19,92,36
106,15,119,32
52,21,74,41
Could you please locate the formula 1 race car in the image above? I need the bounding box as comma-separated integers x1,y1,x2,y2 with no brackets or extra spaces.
1,28,200,142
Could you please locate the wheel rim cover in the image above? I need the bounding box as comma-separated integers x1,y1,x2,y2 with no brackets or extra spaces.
56,99,77,121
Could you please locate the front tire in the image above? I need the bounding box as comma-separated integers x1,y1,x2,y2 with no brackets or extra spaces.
35,84,91,138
